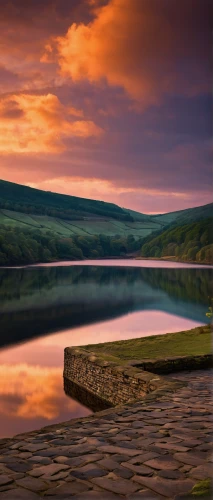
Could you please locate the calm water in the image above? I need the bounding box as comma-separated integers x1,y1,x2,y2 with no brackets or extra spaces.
0,260,211,437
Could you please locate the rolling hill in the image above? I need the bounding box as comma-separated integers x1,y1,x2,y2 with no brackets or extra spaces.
0,179,212,239
0,179,212,265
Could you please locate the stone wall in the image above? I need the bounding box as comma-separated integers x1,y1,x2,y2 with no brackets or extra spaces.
129,354,213,374
64,347,178,407
64,377,112,412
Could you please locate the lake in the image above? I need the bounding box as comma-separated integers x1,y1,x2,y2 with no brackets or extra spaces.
0,260,211,438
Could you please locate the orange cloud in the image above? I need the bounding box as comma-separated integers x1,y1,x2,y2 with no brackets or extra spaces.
0,93,103,153
47,0,209,106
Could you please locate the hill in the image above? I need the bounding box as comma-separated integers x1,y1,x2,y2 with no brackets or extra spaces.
150,203,213,226
0,179,212,239
141,218,213,264
0,179,164,239
0,179,135,222
0,179,212,265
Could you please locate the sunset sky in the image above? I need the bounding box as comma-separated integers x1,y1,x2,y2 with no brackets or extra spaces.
0,0,211,213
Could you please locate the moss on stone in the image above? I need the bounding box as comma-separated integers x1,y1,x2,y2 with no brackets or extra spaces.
189,478,212,497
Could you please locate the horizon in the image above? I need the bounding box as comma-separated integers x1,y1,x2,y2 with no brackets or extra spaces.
0,0,211,213
1,177,212,217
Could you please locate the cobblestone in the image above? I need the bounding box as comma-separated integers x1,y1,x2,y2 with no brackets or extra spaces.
0,370,212,499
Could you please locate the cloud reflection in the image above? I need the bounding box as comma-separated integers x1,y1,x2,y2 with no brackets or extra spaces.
0,363,85,420
0,310,204,437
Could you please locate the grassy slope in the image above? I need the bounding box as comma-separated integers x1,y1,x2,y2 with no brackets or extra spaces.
0,179,165,238
83,325,211,364
124,208,156,223
0,209,161,238
0,179,128,218
0,180,212,240
153,203,213,225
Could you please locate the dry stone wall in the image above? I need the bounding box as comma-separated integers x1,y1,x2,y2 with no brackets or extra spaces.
64,347,178,407
130,354,213,374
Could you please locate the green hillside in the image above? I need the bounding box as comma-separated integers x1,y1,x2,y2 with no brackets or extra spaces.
0,179,165,240
151,203,213,225
0,180,212,240
0,179,134,222
0,208,161,239
0,179,212,265
141,218,213,264
175,203,213,224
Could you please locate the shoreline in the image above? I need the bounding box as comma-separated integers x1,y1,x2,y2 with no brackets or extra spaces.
135,256,212,266
0,370,212,498
1,256,212,269
64,323,211,409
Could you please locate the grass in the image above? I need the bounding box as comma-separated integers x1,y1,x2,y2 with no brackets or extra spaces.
83,325,211,364
188,479,212,497
0,209,159,238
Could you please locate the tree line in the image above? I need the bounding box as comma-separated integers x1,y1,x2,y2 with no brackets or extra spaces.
1,218,212,267
0,225,142,266
0,200,134,222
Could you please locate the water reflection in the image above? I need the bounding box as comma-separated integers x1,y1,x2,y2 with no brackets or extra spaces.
31,259,212,268
64,378,111,413
0,264,211,349
0,310,204,437
0,262,211,437
0,364,68,420
0,358,91,438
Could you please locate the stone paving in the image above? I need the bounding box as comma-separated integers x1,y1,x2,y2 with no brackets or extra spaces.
0,370,212,499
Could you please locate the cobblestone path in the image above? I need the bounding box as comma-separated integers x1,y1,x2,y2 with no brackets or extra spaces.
0,370,212,499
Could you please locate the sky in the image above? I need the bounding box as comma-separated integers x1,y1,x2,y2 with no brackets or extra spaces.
0,0,211,214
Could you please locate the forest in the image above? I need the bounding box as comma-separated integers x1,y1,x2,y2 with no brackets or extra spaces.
0,217,212,266
141,218,213,264
0,225,142,266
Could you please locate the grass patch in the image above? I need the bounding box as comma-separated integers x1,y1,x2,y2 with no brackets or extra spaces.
83,325,211,363
0,209,154,238
188,479,212,497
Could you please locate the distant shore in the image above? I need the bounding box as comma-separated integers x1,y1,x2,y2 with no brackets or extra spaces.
1,255,212,268
135,256,212,266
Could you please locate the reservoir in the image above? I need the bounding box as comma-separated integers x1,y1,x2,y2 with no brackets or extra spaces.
0,260,211,437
